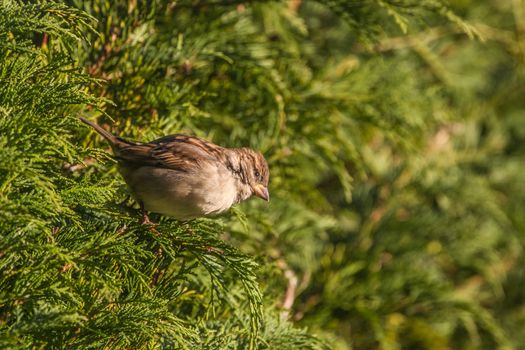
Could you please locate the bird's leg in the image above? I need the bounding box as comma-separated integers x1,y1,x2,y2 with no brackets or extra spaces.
139,200,153,224
139,201,159,234
141,212,156,226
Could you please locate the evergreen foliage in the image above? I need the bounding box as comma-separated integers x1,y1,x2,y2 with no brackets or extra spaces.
1,0,525,349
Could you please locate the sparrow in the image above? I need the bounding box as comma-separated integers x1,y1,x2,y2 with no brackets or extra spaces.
79,117,270,223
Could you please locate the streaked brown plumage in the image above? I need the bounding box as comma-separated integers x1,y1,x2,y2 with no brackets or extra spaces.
80,117,269,222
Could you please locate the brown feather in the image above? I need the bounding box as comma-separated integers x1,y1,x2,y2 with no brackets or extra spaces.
81,118,227,172
116,135,227,172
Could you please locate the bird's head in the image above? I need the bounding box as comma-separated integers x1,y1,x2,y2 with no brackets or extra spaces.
235,148,270,202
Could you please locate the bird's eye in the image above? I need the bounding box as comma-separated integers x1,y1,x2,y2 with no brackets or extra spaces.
254,170,260,178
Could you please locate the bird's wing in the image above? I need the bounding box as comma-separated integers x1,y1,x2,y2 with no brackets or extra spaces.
115,134,223,171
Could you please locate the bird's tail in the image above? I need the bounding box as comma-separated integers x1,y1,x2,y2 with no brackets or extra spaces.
79,117,120,145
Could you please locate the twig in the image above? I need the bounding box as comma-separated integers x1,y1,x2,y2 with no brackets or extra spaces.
277,258,298,320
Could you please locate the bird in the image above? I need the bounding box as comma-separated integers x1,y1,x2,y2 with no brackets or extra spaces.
79,117,269,224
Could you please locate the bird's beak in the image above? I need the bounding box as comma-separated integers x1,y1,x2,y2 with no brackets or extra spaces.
252,184,270,201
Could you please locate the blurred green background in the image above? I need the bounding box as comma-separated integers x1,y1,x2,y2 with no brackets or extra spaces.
1,0,525,349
